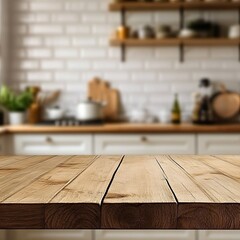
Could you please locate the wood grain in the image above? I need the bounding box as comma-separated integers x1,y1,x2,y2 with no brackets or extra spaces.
102,155,177,229
0,156,70,202
0,155,53,183
169,155,240,229
0,155,239,229
4,155,96,203
46,155,123,229
0,204,45,229
214,155,240,168
0,156,32,168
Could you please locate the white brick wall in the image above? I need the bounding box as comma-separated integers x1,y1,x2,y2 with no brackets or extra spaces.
7,0,240,116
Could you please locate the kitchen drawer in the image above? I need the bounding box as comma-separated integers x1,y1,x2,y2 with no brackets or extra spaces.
197,134,240,154
13,134,93,155
199,231,240,240
7,230,92,240
95,230,196,240
94,134,196,155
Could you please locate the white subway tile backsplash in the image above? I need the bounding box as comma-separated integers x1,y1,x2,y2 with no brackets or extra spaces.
29,25,63,34
29,2,63,12
27,48,51,58
54,71,80,81
81,48,107,58
41,60,64,70
8,0,240,115
27,71,52,81
54,49,78,58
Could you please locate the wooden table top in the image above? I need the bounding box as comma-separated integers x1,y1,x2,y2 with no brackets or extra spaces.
0,155,239,230
2,123,240,134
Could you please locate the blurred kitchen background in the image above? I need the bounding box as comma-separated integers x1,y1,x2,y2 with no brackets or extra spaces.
0,0,240,239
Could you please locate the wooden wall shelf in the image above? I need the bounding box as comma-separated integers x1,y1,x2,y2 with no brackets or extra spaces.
110,38,240,47
109,2,240,11
109,1,240,62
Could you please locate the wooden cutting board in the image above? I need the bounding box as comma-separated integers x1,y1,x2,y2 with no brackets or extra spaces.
88,78,120,121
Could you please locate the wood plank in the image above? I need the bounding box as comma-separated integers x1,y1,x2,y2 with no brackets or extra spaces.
0,155,32,168
0,156,71,229
45,155,123,229
101,155,177,229
156,155,213,203
0,155,53,182
110,38,181,47
4,155,97,203
170,155,240,229
110,38,240,47
191,155,240,180
214,155,240,168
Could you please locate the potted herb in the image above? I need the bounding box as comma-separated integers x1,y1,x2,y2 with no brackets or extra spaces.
0,86,33,125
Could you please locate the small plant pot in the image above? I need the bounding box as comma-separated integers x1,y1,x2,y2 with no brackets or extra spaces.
9,112,25,125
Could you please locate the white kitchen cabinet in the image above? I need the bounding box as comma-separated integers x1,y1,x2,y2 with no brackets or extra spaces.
7,230,92,240
197,134,240,154
95,230,196,240
12,134,93,155
198,231,240,240
94,134,196,155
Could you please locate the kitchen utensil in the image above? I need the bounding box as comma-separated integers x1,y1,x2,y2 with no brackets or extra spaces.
138,25,155,39
228,25,240,39
44,91,61,106
211,84,240,121
179,28,196,38
88,78,120,121
76,99,104,122
46,107,65,120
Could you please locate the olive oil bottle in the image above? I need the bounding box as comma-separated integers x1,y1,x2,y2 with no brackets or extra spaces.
171,93,181,124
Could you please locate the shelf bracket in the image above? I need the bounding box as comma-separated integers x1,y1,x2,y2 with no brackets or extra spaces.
121,44,126,62
120,8,126,62
179,7,184,30
238,7,240,62
179,7,184,63
180,44,184,63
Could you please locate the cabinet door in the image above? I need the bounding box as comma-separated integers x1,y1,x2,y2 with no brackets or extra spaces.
95,230,196,240
197,134,240,154
198,231,240,240
13,134,93,155
94,134,196,155
7,230,92,240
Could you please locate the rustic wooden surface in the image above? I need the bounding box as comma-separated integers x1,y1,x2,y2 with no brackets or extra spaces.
1,123,240,134
0,155,239,229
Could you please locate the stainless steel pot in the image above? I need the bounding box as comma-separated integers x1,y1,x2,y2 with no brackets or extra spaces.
76,99,104,121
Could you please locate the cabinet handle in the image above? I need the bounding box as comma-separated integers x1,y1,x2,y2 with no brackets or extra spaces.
46,137,53,143
141,136,148,142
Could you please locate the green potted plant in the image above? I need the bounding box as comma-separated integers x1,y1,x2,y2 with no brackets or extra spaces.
0,86,33,125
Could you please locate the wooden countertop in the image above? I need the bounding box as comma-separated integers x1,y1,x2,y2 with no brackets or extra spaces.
0,155,239,229
2,123,240,134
